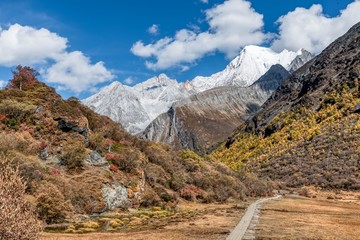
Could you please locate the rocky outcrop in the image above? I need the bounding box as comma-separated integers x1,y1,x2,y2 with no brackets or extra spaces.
141,65,290,154
54,117,89,138
102,184,129,211
288,49,313,73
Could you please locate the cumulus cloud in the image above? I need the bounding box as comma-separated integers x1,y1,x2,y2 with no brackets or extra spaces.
0,24,114,93
0,24,67,66
45,51,114,93
131,0,266,70
148,24,159,35
271,1,360,53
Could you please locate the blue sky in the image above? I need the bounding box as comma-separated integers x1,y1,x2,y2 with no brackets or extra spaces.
0,0,359,99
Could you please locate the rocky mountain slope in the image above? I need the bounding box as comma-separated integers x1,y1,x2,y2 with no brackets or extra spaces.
141,65,290,154
212,22,360,190
83,46,312,134
0,68,273,231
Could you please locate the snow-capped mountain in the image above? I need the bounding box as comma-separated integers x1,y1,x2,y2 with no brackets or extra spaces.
83,74,193,133
83,46,312,134
189,46,311,92
132,74,194,120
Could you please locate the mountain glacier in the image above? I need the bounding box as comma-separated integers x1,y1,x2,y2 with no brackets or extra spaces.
83,46,312,134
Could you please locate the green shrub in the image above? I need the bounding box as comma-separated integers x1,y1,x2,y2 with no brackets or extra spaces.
60,140,87,171
36,183,73,224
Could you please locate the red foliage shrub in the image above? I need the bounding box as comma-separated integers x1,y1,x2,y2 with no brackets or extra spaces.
105,153,117,161
106,151,140,173
119,140,132,146
179,184,206,201
39,141,47,150
109,164,120,172
49,169,61,175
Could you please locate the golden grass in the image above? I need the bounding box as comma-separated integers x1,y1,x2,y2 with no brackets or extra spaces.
256,191,360,240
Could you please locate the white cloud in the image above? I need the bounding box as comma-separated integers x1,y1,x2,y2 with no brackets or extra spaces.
123,77,134,85
148,24,159,35
200,0,209,3
0,23,114,93
0,24,67,66
45,51,114,93
271,1,360,54
0,80,6,89
131,0,266,70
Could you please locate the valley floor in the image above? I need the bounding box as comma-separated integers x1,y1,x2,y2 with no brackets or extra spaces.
256,191,360,240
41,201,248,240
41,191,360,240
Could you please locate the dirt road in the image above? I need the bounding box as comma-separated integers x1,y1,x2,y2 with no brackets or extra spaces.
226,195,281,240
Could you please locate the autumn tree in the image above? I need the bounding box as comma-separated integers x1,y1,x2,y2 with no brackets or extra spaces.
6,65,39,90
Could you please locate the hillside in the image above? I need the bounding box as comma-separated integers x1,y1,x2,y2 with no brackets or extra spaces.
0,67,272,233
142,65,290,154
212,22,360,190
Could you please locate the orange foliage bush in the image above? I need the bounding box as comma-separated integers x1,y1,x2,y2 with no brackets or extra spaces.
0,155,42,239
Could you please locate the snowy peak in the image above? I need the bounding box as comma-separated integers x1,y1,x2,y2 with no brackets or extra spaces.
133,74,175,90
83,74,191,134
190,45,312,92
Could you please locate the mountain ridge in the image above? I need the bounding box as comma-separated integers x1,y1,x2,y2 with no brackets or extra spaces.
141,64,290,154
83,46,312,134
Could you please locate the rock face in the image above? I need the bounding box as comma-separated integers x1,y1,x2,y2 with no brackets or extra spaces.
141,65,290,153
83,46,312,135
102,184,129,211
288,49,313,73
54,117,89,141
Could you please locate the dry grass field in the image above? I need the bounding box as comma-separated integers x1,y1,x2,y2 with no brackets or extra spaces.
256,191,360,240
41,191,360,240
41,200,248,240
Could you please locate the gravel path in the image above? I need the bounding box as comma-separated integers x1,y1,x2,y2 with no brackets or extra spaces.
227,195,282,240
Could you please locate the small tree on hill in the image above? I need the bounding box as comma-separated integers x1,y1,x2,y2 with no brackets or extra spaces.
6,65,39,90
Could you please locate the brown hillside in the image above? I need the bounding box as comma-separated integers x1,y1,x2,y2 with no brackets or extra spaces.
0,66,271,230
